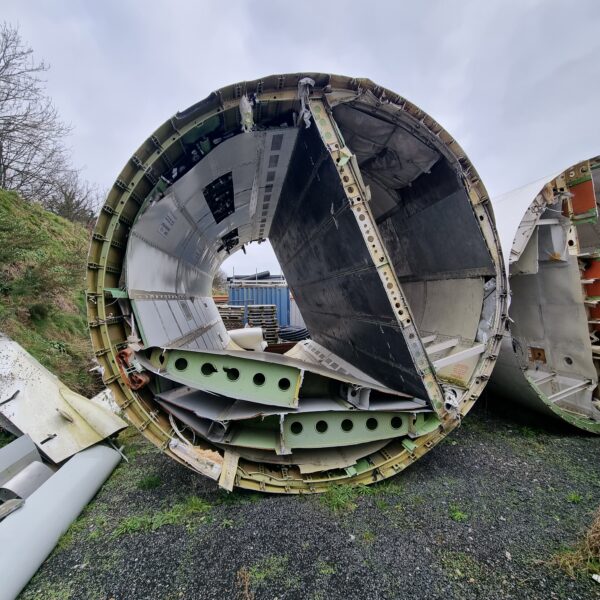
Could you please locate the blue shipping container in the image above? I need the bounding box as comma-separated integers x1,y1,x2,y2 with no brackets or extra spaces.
228,286,290,327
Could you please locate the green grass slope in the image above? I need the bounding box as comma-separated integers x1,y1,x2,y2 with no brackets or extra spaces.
0,189,102,395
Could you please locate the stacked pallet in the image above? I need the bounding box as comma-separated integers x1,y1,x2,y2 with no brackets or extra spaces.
217,305,245,330
247,304,279,345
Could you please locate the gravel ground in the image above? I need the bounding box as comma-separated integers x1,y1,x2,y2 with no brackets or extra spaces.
19,398,600,600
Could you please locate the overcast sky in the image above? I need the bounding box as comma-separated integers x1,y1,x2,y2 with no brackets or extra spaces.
4,0,600,275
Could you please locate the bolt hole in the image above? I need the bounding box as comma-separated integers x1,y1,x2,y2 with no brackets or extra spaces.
391,416,403,429
225,367,240,381
174,358,188,371
479,215,484,221
366,418,378,431
316,420,328,433
278,377,291,391
201,363,217,376
290,422,303,435
564,356,573,366
253,373,266,386
159,354,165,364
341,419,354,432
568,239,574,246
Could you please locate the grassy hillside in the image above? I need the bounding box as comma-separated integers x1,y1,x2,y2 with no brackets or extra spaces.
0,189,102,395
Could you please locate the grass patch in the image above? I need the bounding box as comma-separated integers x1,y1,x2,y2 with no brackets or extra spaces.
449,504,469,523
362,530,376,543
112,496,211,536
20,580,73,600
215,489,263,505
410,493,425,506
320,485,359,513
319,484,374,513
441,551,485,581
137,474,162,490
375,498,389,510
248,555,289,584
245,555,300,591
519,425,538,439
550,508,600,576
316,561,336,576
368,478,404,496
0,190,101,395
567,492,583,504
56,515,90,551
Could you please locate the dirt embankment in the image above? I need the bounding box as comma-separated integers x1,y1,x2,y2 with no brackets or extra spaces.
0,189,101,395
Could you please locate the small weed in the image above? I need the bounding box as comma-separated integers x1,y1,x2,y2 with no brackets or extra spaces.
519,425,537,438
410,494,425,506
362,530,376,544
112,496,211,536
370,478,404,496
137,474,161,490
112,515,153,536
441,550,485,581
248,555,289,584
316,561,336,576
320,485,358,513
449,504,469,523
216,489,262,505
221,518,235,529
567,492,583,504
375,498,389,511
320,484,374,513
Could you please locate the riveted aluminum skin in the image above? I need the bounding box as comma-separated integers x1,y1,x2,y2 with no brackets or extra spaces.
489,157,600,433
86,73,508,492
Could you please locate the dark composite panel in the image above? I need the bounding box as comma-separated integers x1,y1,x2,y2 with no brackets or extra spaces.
376,160,495,282
269,122,428,399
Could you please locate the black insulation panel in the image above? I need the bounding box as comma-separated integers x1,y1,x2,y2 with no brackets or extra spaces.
269,122,427,398
376,160,495,282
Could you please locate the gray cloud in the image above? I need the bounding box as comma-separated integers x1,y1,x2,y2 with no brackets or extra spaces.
4,0,600,272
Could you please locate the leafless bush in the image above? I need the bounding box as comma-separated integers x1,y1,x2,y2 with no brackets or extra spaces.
212,268,228,293
0,22,100,225
44,171,104,227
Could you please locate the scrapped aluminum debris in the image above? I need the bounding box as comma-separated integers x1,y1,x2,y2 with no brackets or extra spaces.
0,336,127,462
86,73,508,492
0,435,53,506
490,157,600,433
